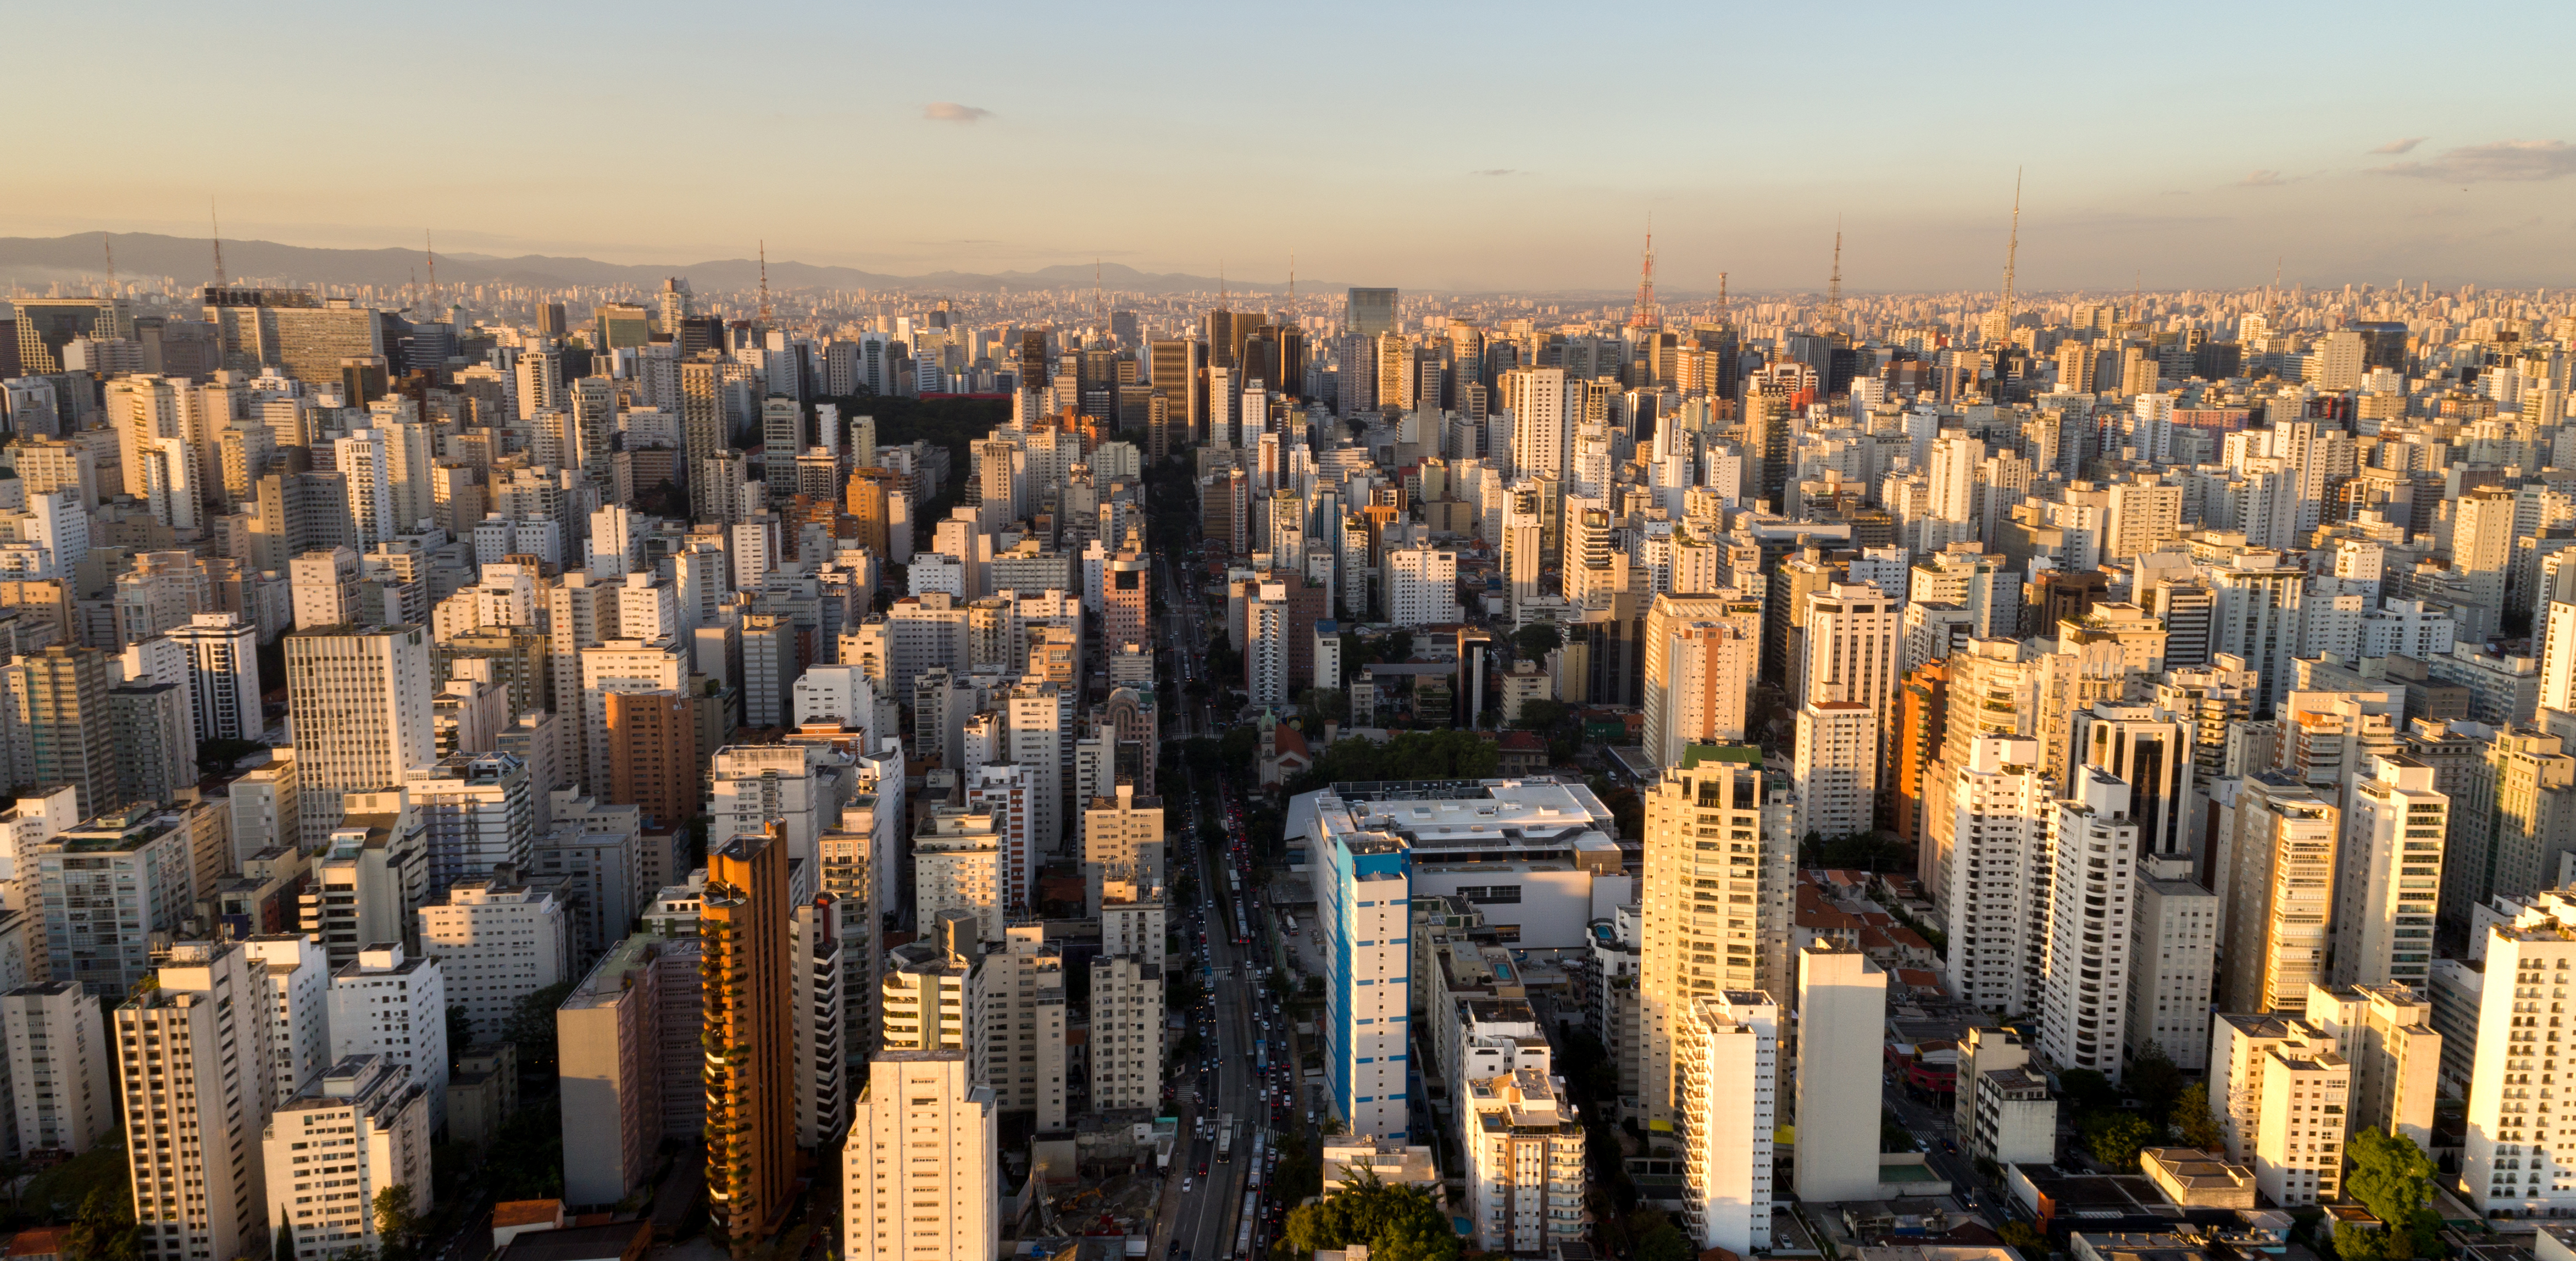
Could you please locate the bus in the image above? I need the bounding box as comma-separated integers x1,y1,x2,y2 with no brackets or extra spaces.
1216,1114,1235,1162
1228,870,1242,895
1235,1193,1258,1258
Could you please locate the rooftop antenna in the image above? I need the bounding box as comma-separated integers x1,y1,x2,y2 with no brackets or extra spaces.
1629,214,1658,329
1825,217,1843,334
101,233,115,295
210,198,227,287
2000,167,2022,327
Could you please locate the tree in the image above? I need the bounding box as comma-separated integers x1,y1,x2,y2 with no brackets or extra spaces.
1511,623,1562,663
373,1185,423,1261
2331,1221,2396,1261
1631,1209,1689,1261
1278,1169,1459,1261
64,1185,139,1261
2126,1044,2184,1123
2079,1111,2156,1171
446,1005,476,1067
2343,1127,2445,1259
2056,1068,2116,1113
1997,1221,2046,1261
1513,699,1570,731
502,980,578,1079
2173,1083,2223,1151
1295,688,1350,724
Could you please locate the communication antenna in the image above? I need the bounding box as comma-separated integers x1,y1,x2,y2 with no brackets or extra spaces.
1630,214,1658,329
757,241,773,325
1288,254,1295,313
1825,217,1843,334
425,229,437,298
1094,258,1103,322
1718,272,1728,316
2000,167,2022,327
210,199,227,287
102,234,116,294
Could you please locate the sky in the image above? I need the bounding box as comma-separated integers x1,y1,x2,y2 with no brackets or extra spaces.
11,0,2576,294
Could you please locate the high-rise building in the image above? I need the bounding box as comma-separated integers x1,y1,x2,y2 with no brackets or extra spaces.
5,644,118,818
1792,701,1877,842
914,806,1004,942
168,612,263,743
1792,941,1886,1202
402,752,536,893
1087,954,1164,1112
2218,772,2342,1013
2465,889,2576,1215
417,877,568,1039
116,940,278,1261
284,625,435,847
1461,1064,1587,1255
2304,981,2441,1151
2210,1013,2349,1206
840,1051,999,1261
1942,736,2051,1015
0,981,110,1155
557,933,676,1208
238,935,335,1130
327,943,449,1128
1641,592,1763,769
2038,767,2143,1083
2127,856,2219,1071
1637,747,1794,1127
1346,288,1398,339
791,896,851,1150
1673,991,1776,1256
262,1054,434,1261
604,690,701,828
979,925,1067,1128
703,828,794,1259
2330,756,2446,995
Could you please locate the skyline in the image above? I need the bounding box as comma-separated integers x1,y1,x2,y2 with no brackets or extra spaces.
9,2,2574,291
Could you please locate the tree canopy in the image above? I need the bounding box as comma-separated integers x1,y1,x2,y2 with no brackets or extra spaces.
2341,1128,2445,1259
1289,730,1498,793
1279,1171,1460,1261
1511,623,1562,662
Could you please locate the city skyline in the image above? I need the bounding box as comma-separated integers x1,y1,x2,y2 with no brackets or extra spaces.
9,2,2574,290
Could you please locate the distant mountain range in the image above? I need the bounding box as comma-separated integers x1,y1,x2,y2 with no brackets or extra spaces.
0,232,1332,297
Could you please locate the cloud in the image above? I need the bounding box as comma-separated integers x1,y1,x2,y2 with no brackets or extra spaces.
2369,136,2427,154
2236,169,2295,186
922,102,993,123
1469,169,1518,177
2375,139,2576,182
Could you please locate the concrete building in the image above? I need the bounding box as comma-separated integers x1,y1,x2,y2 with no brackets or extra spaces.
1944,736,2051,1015
1793,700,1877,842
116,941,278,1261
2217,774,2341,1014
2304,981,2441,1151
417,878,569,1040
2128,856,2220,1071
703,829,794,1259
34,803,206,996
1080,784,1163,917
1088,954,1164,1112
403,752,536,893
1954,1026,2057,1166
2209,1013,2348,1206
2332,755,2447,990
1674,992,1776,1256
327,944,449,1130
841,1051,998,1261
557,933,674,1208
792,896,851,1150
239,935,334,1113
1793,940,1887,1202
980,924,1067,1129
2039,767,2144,1083
302,806,431,970
262,1055,433,1261
1636,748,1794,1128
913,806,1005,943
1462,1066,1588,1256
2464,889,2576,1217
0,982,108,1154
283,625,436,847
169,612,262,743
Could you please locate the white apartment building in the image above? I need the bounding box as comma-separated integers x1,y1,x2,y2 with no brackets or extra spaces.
2465,890,2576,1217
1386,548,1462,626
240,935,334,1114
1955,1026,2057,1166
168,613,262,743
1944,736,2051,1014
2210,1013,2349,1206
117,941,278,1261
1,981,109,1154
914,808,1005,943
327,944,450,1129
841,1051,999,1261
880,916,985,1063
2128,856,2219,1070
1674,993,1775,1256
2306,981,2442,1151
402,752,536,893
283,624,436,849
2040,767,2143,1083
2218,772,2341,1014
1088,954,1164,1111
1793,941,1887,1203
707,743,853,861
1793,701,1876,842
794,896,852,1149
2333,755,2447,990
1650,624,1754,763
417,879,568,1039
981,925,1067,1129
576,637,689,801
1462,1067,1588,1255
1005,684,1065,857
961,763,1034,915
262,1055,433,1261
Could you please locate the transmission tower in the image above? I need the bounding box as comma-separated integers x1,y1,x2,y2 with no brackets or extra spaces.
2000,168,2022,328
210,199,227,287
1629,216,1659,329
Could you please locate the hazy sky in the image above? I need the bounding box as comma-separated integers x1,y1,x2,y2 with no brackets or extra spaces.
13,1,2576,293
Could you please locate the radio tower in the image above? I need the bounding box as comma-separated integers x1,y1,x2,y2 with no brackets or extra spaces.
757,241,772,325
425,229,438,301
102,234,116,295
1999,168,2022,328
1825,218,1843,335
1629,216,1659,329
210,199,227,287
1717,271,1728,319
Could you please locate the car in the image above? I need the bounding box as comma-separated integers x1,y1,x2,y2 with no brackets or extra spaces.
1182,1178,1193,1192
